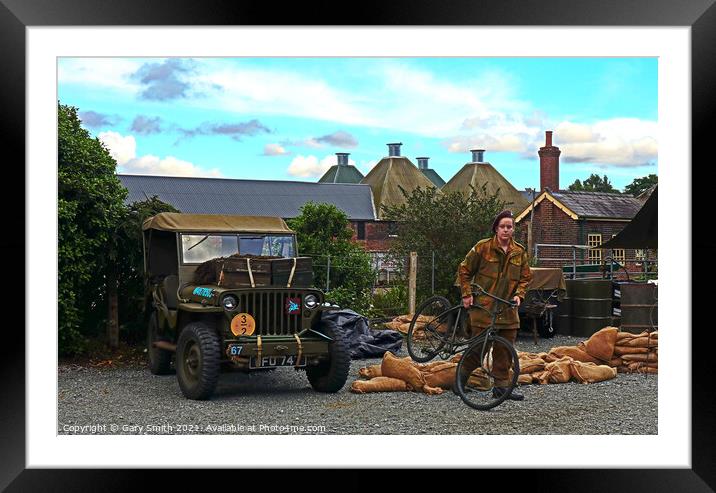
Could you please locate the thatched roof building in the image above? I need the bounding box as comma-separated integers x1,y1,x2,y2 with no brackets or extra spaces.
442,149,530,213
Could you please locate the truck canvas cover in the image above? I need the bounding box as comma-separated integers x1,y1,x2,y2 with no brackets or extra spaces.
142,212,293,234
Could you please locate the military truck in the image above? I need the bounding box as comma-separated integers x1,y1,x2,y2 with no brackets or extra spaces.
142,212,350,400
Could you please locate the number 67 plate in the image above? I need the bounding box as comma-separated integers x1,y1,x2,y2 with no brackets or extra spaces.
250,355,305,368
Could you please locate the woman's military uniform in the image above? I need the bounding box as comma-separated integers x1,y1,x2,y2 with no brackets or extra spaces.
456,235,532,386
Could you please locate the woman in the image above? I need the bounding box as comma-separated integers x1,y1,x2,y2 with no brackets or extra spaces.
456,210,533,400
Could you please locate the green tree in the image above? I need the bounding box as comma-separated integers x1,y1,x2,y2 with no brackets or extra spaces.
624,174,658,197
568,174,619,193
381,185,505,304
58,102,127,354
287,202,376,314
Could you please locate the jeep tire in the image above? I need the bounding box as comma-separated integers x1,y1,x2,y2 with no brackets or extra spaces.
147,311,172,375
176,322,221,400
306,324,350,393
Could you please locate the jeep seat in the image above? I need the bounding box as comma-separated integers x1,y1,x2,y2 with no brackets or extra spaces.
162,275,179,310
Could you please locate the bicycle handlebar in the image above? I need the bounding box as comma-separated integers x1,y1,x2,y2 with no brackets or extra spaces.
470,284,518,308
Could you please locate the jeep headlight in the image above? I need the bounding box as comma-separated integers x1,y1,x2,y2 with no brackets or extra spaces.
304,294,318,309
222,295,239,311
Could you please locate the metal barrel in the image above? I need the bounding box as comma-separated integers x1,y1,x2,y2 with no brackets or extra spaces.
619,282,658,333
565,279,614,337
553,291,572,334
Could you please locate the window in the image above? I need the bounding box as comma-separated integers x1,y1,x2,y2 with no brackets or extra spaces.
587,233,602,262
181,234,238,264
357,222,366,240
635,249,646,261
611,235,625,263
239,235,296,257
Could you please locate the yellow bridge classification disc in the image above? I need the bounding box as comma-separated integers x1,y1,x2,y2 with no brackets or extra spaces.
231,313,256,336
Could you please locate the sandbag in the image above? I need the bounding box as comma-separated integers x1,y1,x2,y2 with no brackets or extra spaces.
381,352,443,394
619,336,658,348
614,346,650,356
351,376,409,393
424,364,457,389
519,357,546,374
358,364,382,379
549,346,601,364
581,326,618,362
608,357,623,367
621,352,658,363
545,357,573,383
568,360,617,384
517,374,534,385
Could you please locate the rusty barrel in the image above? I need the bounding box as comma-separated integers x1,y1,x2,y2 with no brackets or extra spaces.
562,279,614,337
619,282,658,333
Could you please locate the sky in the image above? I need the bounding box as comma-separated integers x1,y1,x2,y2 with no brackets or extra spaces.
57,57,658,191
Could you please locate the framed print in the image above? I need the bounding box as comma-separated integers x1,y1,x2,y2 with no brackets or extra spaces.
4,0,714,488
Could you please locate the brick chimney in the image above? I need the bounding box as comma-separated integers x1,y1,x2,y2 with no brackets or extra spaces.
539,131,561,191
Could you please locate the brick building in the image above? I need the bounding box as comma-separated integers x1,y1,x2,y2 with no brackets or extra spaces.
515,131,657,277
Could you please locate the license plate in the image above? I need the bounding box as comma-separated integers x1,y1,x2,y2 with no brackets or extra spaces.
250,355,305,369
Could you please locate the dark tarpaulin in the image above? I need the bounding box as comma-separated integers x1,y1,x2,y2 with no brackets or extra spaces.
320,309,403,359
599,187,658,249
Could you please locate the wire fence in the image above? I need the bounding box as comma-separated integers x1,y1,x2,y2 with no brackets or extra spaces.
297,246,658,320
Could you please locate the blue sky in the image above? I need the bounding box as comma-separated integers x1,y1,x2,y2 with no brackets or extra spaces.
58,57,657,191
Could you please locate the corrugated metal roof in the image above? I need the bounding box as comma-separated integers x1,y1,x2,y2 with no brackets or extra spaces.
318,165,364,184
118,174,376,220
552,191,642,219
420,168,446,188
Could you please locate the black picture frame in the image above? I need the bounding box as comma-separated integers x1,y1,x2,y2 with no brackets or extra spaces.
4,0,712,489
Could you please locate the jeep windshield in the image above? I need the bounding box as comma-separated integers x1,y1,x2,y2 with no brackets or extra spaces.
181,233,295,264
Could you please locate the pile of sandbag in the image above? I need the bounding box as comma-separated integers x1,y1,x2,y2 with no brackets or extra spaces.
516,326,657,384
383,314,437,340
612,331,658,374
352,352,466,394
351,326,657,394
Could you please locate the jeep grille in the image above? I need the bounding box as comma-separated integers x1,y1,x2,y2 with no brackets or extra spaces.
237,290,304,335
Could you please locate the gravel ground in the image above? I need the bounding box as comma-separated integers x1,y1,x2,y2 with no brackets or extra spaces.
58,333,657,435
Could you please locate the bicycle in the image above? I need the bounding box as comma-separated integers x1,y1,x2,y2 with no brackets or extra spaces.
406,285,520,410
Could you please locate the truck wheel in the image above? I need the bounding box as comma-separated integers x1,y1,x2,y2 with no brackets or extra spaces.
147,312,172,375
306,324,351,393
176,322,221,400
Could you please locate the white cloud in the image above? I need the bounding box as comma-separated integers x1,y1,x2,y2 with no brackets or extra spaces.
554,121,599,143
98,130,221,177
58,58,142,93
120,155,222,177
556,118,658,167
263,143,290,156
286,155,338,178
98,131,136,165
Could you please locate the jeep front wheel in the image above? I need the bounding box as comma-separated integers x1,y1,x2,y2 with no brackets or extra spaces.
147,311,172,375
306,324,350,393
176,322,221,400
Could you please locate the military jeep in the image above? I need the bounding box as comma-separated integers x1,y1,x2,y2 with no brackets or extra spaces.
142,212,350,400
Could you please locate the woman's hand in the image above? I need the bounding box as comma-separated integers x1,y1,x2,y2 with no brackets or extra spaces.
512,296,521,307
462,295,473,309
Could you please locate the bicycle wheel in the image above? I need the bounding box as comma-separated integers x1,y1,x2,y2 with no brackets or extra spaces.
406,295,452,362
455,333,520,410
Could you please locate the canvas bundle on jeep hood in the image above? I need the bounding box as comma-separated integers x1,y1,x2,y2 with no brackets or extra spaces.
142,212,293,234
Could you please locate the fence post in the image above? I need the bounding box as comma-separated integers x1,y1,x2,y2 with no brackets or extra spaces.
431,250,435,295
408,252,417,315
572,247,577,279
326,255,331,292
